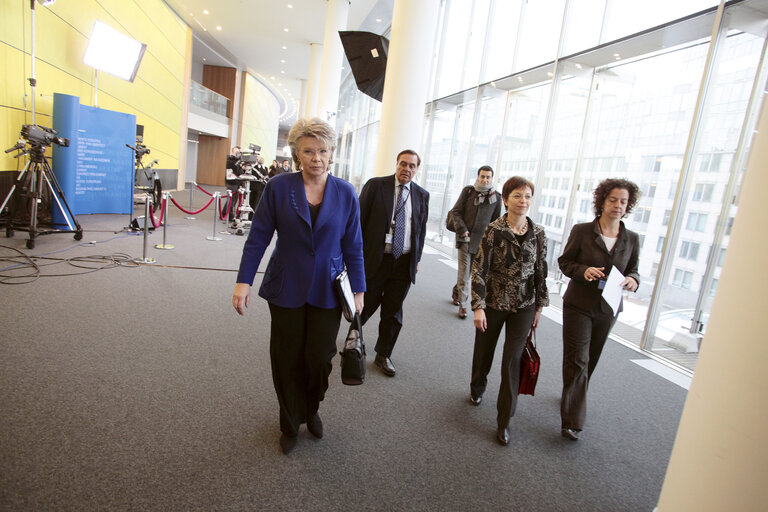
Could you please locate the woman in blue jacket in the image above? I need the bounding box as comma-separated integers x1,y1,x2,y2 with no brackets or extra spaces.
232,118,365,455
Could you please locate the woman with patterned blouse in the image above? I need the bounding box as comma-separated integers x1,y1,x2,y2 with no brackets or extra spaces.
469,176,549,446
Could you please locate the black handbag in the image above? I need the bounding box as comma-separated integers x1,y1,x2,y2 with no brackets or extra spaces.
339,313,366,385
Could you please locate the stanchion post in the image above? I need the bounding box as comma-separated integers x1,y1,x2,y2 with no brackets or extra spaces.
155,192,174,250
206,192,222,241
134,193,157,263
220,190,233,235
186,181,196,220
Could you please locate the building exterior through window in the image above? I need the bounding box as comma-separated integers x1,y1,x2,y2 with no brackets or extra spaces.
334,0,768,374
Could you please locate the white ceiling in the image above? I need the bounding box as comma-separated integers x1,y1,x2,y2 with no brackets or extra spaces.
163,0,390,128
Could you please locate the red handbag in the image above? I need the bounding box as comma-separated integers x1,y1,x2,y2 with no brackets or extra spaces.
518,327,540,396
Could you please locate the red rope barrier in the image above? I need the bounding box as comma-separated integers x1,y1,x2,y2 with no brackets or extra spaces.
150,198,166,229
220,194,231,222
195,183,213,196
170,194,215,215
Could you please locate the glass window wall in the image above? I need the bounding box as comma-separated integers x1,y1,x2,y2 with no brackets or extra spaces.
483,0,523,82
334,0,768,373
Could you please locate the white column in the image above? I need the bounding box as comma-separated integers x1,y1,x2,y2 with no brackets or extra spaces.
303,43,323,119
315,0,349,120
656,91,768,510
373,0,441,177
298,79,308,119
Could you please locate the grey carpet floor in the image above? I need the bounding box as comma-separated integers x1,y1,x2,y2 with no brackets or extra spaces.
0,188,687,511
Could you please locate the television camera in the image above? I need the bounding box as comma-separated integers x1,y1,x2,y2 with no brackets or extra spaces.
133,140,150,165
21,124,69,149
5,124,70,159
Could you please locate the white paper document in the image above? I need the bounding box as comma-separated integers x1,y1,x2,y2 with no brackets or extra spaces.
338,271,355,313
601,265,625,316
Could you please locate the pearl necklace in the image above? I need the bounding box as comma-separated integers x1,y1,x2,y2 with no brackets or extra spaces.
507,216,528,235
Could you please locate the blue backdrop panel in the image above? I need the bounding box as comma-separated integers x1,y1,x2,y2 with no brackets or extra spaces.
52,93,135,218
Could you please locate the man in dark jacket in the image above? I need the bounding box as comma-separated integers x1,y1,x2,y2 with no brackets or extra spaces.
445,165,501,318
358,149,429,377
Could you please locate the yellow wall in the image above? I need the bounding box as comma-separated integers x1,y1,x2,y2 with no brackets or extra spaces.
240,73,279,164
1,0,190,178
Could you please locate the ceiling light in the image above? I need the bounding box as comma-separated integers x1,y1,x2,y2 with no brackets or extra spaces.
281,59,285,63
281,70,285,74
216,25,222,31
202,57,206,61
203,9,209,14
282,46,287,50
376,18,381,22
283,28,289,32
287,4,293,8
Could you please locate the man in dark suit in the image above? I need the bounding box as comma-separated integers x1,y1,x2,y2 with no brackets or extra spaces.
358,149,430,376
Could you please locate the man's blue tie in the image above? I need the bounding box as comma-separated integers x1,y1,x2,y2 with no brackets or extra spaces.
392,184,406,259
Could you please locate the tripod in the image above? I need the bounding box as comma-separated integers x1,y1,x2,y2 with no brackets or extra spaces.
1,143,83,249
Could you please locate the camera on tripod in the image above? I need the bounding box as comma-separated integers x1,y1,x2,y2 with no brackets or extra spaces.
237,143,262,167
131,125,150,167
135,140,150,160
239,154,258,165
21,124,69,148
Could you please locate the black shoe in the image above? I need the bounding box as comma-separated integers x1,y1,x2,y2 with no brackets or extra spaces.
374,354,396,377
307,413,323,439
497,427,510,446
561,428,580,441
469,394,482,406
279,434,297,454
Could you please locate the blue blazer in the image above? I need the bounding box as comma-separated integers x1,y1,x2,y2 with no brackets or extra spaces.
236,172,366,309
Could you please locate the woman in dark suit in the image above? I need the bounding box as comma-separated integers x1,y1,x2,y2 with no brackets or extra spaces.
232,118,365,455
558,178,641,441
469,176,549,446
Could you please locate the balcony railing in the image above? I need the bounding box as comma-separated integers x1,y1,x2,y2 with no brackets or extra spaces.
190,81,229,117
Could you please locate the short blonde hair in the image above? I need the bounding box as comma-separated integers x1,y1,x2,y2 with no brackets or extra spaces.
287,118,337,170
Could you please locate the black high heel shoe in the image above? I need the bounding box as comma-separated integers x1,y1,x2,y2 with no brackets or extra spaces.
496,427,510,445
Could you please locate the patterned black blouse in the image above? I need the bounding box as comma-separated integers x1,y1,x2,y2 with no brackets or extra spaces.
471,216,549,313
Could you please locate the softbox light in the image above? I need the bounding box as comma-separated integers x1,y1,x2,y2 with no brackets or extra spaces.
83,21,146,82
339,31,389,102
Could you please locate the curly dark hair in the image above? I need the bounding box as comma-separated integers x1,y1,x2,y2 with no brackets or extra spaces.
592,178,641,217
